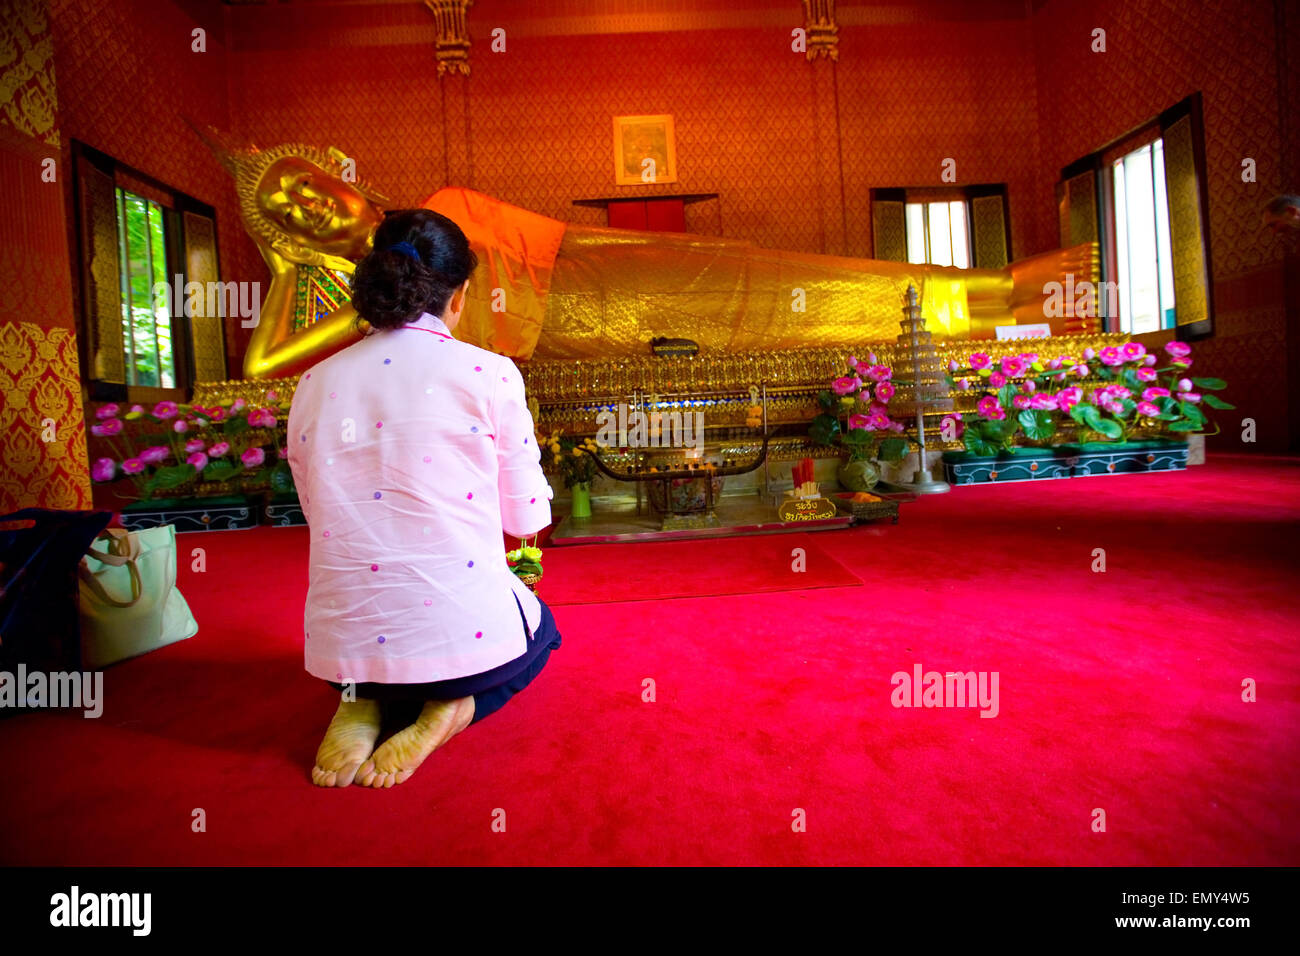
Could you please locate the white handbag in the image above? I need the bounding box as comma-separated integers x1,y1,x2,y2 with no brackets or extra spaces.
78,524,199,669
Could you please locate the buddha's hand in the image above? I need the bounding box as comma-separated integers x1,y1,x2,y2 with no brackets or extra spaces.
251,232,356,276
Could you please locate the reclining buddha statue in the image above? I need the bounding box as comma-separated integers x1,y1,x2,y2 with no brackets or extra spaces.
196,126,1096,380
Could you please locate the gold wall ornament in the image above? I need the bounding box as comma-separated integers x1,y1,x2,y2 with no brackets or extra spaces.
0,321,92,512
424,0,473,77
0,1,59,145
801,0,839,61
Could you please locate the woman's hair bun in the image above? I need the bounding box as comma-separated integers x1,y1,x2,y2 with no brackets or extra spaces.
350,208,478,330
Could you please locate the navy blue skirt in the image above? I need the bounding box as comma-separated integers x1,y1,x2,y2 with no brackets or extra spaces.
327,595,561,725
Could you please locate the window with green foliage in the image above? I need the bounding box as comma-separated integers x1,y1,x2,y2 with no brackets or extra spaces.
116,188,175,388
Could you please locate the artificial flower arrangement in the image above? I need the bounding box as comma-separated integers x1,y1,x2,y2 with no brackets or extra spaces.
506,535,544,590
88,391,294,502
809,353,912,464
537,428,601,487
943,340,1231,457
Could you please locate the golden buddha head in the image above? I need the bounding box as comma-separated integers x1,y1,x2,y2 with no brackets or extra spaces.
191,121,390,263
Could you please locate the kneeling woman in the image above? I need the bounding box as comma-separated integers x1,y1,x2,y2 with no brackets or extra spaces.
287,208,561,788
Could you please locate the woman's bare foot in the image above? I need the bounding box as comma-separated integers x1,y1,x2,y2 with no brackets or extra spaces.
311,697,382,788
356,696,475,788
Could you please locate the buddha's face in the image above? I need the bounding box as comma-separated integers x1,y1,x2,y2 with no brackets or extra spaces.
255,156,382,257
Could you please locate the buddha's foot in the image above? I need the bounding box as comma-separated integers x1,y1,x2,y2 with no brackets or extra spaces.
356,696,476,789
311,697,382,788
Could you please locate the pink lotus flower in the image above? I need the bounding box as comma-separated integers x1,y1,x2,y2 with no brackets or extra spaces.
847,413,871,430
867,352,878,364
1056,387,1084,411
173,419,189,433
91,458,115,482
208,407,227,422
152,401,179,419
1012,394,1032,410
264,390,280,403
876,382,896,402
122,458,145,475
832,376,862,396
1136,367,1157,382
1173,356,1193,368
866,412,892,430
139,445,169,464
956,378,971,390
187,452,209,471
888,421,905,432
865,365,892,383
847,355,858,368
1048,358,1063,370
947,359,959,373
1102,400,1125,415
91,418,122,437
1177,378,1193,392
1054,372,1068,382
1121,342,1147,361
1022,379,1037,393
1164,340,1192,358
1019,352,1039,365
976,396,1004,419
969,352,991,370
989,371,1007,388
185,439,206,454
127,404,145,416
1083,347,1097,360
1180,392,1202,403
1136,401,1161,416
1099,346,1124,366
241,447,266,468
1030,393,1058,410
1073,364,1090,377
208,441,230,457
1142,387,1171,401
1001,356,1028,377
191,404,207,417
278,446,290,459
95,403,119,420
855,362,871,377
230,398,247,413
247,408,278,428
1143,354,1157,365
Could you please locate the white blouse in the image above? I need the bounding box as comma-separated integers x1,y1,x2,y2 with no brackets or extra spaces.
287,311,553,685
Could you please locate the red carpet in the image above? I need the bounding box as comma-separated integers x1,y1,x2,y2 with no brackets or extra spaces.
2,455,1298,865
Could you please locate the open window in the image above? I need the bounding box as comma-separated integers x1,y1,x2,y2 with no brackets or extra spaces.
72,141,228,402
1058,93,1213,339
872,185,1010,269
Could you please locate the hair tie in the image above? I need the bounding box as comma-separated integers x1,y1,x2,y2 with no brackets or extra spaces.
388,241,422,263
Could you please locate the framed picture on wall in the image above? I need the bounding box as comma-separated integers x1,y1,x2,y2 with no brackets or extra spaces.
613,114,678,186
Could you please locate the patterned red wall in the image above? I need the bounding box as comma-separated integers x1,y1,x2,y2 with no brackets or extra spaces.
1031,0,1293,450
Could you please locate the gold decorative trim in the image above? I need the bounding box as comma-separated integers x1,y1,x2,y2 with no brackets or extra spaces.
425,0,473,76
802,0,839,61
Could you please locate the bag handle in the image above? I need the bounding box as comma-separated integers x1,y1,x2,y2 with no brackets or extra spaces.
79,529,144,608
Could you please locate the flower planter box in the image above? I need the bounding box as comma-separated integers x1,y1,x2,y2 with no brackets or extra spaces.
265,493,307,527
944,440,1189,485
119,495,262,533
942,447,1073,485
1060,440,1189,477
